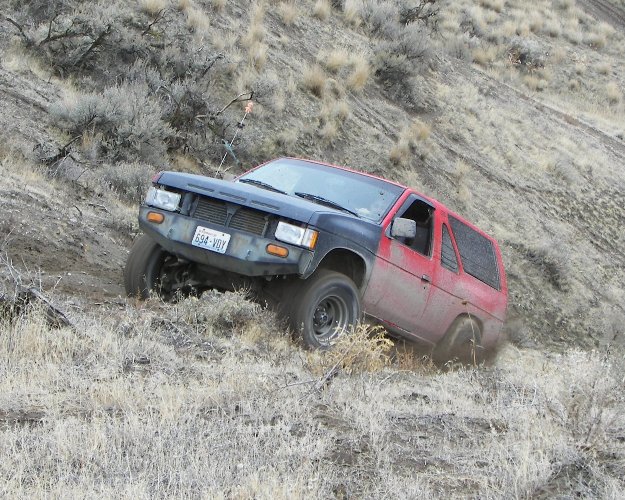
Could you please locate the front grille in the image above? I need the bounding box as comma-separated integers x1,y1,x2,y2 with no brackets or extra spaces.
194,197,227,225
230,209,268,235
193,196,268,236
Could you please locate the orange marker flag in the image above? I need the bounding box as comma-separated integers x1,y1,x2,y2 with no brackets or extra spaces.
245,102,254,114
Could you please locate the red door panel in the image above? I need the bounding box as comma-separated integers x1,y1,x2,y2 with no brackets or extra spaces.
364,236,434,335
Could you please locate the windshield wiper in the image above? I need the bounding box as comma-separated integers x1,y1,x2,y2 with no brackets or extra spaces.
238,178,287,195
294,192,359,217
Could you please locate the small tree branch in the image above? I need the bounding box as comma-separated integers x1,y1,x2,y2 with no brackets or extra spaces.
141,9,167,36
4,16,33,46
216,91,254,116
72,24,112,68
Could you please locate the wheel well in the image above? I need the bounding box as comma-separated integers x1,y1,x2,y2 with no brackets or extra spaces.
316,249,366,289
444,314,483,342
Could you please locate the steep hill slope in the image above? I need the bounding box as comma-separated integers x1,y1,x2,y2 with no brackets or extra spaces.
1,0,624,348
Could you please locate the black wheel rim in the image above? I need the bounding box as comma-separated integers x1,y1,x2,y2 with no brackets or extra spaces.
311,294,350,343
154,255,194,301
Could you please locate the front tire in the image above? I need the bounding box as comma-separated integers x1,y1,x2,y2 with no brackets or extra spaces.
124,234,182,300
288,270,361,349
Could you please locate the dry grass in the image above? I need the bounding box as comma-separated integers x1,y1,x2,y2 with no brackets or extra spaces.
276,1,298,25
211,0,226,11
139,0,168,15
301,64,327,97
596,61,611,75
313,0,331,21
186,7,210,32
322,48,350,73
248,41,268,71
1,303,623,497
479,0,504,13
390,118,432,166
343,0,362,26
242,3,266,48
543,18,562,38
606,81,622,105
346,54,370,91
472,46,498,66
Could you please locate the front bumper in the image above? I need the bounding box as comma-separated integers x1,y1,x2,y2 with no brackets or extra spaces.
139,206,314,277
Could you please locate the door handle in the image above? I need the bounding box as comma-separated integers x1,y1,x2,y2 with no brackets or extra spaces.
421,274,431,283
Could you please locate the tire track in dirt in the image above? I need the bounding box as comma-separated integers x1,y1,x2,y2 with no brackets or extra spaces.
578,0,625,31
470,66,625,161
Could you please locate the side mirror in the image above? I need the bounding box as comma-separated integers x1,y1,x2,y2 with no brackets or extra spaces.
391,218,416,238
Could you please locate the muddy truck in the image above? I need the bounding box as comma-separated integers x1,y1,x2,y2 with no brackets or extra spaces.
125,158,507,359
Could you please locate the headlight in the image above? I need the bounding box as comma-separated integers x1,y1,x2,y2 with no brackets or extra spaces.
275,221,318,249
145,187,181,212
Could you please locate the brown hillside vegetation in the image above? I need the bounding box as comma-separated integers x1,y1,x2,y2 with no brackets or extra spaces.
1,0,624,497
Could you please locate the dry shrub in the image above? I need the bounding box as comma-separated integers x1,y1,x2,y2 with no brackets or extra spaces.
0,306,82,363
334,100,350,121
308,324,394,376
242,4,266,47
543,19,562,38
186,7,210,32
479,0,503,13
211,0,226,11
101,162,156,203
390,118,431,166
508,37,547,69
390,140,411,166
343,0,362,25
319,121,339,142
139,0,169,15
472,46,497,66
556,0,575,9
323,48,350,73
313,0,331,20
606,82,622,104
391,341,437,373
528,12,543,33
584,32,606,49
169,290,271,335
277,1,298,25
248,41,268,70
596,62,611,75
346,54,370,91
596,21,615,38
301,64,327,97
523,74,546,91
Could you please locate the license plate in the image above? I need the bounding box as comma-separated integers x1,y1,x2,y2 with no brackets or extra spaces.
191,226,231,254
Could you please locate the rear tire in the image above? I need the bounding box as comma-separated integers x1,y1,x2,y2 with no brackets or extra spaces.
433,316,483,365
288,270,361,349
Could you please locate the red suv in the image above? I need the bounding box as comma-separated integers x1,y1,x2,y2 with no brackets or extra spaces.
125,158,508,360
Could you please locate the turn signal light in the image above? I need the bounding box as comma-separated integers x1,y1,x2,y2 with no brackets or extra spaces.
147,211,165,224
266,244,289,258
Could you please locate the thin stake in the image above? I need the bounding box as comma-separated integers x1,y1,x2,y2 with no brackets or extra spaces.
219,101,254,170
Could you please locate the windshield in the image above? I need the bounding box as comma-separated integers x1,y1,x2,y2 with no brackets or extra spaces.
237,159,405,222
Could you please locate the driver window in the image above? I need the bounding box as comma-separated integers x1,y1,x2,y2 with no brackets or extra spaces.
395,198,433,256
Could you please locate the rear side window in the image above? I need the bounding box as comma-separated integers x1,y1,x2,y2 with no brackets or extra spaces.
449,217,500,290
441,225,458,273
